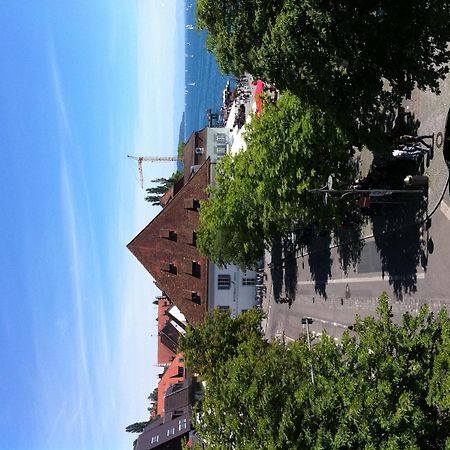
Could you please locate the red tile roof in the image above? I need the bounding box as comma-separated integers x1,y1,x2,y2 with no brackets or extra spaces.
127,160,210,326
157,297,177,366
157,353,185,417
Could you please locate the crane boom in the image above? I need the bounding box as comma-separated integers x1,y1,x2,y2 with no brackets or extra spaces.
127,155,182,189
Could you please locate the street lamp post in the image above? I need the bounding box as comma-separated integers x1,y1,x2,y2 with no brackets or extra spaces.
301,317,315,385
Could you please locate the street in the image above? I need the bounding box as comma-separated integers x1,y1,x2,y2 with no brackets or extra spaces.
264,186,450,342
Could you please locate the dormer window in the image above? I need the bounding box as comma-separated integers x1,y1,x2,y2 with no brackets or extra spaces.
192,261,201,278
162,263,177,274
184,198,200,211
160,229,177,241
188,231,197,246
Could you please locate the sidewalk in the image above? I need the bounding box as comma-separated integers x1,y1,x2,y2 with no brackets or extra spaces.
403,79,450,214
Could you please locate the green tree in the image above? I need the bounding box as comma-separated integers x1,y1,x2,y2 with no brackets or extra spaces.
197,0,450,137
178,141,185,159
126,420,152,434
179,308,265,381
147,387,158,403
181,295,450,449
145,170,183,205
197,92,355,269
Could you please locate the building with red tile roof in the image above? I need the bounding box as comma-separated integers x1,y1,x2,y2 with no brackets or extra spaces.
157,353,185,418
127,159,210,326
156,296,177,367
127,127,259,327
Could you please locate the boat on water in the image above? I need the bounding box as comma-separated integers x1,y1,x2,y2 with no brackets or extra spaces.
188,82,196,86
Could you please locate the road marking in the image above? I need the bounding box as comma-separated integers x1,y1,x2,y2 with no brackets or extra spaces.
274,333,295,342
309,317,353,329
440,200,450,221
298,273,425,285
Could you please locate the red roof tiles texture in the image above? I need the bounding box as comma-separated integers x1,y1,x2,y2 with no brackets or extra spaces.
157,353,185,417
157,297,176,366
127,160,209,326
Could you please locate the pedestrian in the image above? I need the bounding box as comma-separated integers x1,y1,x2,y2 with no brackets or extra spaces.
398,133,434,148
392,145,429,160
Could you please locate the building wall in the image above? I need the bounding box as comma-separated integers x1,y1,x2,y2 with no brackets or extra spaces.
207,262,257,317
202,127,256,317
205,127,231,162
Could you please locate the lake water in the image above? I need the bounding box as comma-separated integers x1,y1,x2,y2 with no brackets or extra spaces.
183,1,233,141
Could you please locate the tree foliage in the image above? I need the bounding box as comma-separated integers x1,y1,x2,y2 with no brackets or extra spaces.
181,296,450,449
197,92,355,269
147,387,158,403
178,141,185,159
126,420,153,434
197,0,450,136
145,171,183,205
178,308,265,381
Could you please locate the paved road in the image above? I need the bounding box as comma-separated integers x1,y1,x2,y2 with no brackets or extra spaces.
265,195,450,341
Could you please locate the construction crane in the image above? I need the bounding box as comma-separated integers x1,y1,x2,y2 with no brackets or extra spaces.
127,155,181,189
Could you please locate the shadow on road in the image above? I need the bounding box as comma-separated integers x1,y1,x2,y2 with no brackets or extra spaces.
270,238,283,301
371,193,427,297
270,236,298,305
283,237,298,301
333,204,366,275
303,229,332,299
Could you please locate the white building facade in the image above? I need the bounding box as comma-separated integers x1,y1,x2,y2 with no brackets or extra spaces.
202,127,258,317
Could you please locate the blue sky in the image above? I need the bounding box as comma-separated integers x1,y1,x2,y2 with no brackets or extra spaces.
0,1,184,449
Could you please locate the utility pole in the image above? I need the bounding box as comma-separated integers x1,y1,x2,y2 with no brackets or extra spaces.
301,317,315,385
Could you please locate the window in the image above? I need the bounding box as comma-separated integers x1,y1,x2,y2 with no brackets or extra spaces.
192,261,201,278
217,274,231,289
184,198,200,210
166,263,177,274
218,305,230,311
160,229,177,241
242,277,256,286
216,133,227,143
215,144,227,156
189,231,197,246
162,263,177,274
167,427,175,437
178,418,187,431
151,435,159,443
